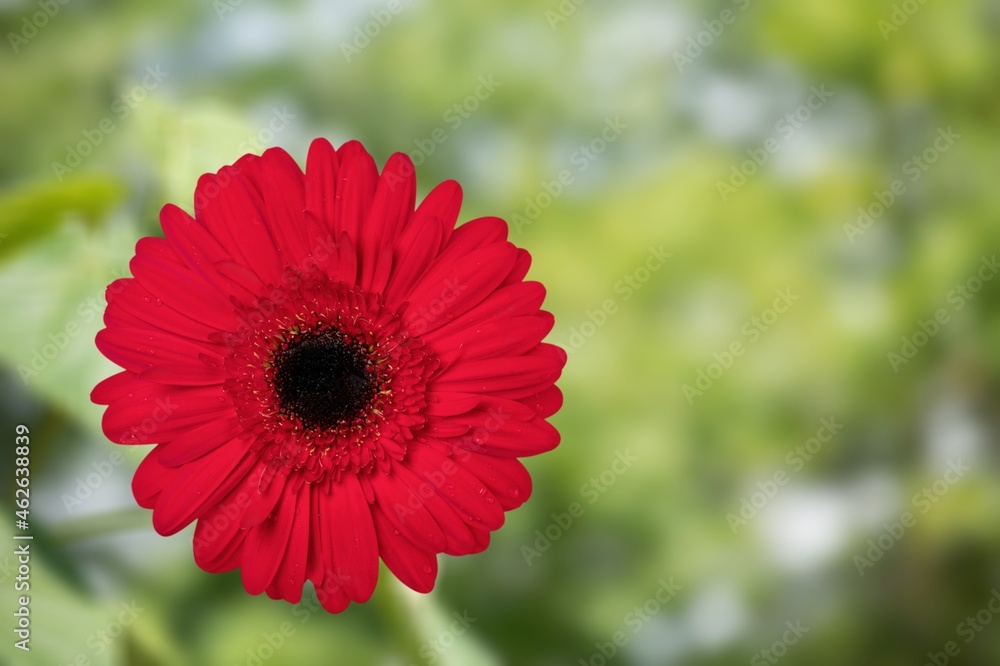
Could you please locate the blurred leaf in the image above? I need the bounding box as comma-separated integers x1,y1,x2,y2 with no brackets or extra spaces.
0,175,126,260
0,219,135,429
0,517,121,666
130,98,271,212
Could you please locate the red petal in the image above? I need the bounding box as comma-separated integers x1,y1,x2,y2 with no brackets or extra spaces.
315,578,350,614
305,138,340,236
105,279,220,341
160,203,258,301
408,179,461,248
391,463,478,555
327,475,379,603
158,416,244,467
359,152,415,291
139,364,226,386
240,468,289,529
193,490,250,572
91,371,140,405
438,216,507,263
426,313,554,366
402,243,518,336
194,169,284,285
258,147,311,263
423,391,481,417
242,479,299,595
266,482,311,603
369,471,447,552
432,354,564,398
373,507,438,594
96,326,223,374
151,436,255,535
522,385,564,419
333,141,378,244
406,445,504,531
129,254,238,331
383,209,443,308
132,448,180,509
470,418,560,457
327,232,358,286
312,486,352,613
102,391,223,444
501,247,532,286
459,454,533,510
423,281,546,344
368,249,393,297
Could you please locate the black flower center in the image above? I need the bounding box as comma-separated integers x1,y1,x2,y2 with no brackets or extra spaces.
272,331,377,430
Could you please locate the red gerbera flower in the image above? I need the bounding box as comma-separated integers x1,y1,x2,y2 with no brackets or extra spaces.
91,139,565,612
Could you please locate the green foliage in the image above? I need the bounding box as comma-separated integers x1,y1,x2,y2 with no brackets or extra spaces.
1,0,999,664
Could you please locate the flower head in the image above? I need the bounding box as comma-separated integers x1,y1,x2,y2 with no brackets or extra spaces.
92,139,565,612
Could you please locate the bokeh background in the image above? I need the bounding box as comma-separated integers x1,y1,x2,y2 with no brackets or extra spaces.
2,0,1000,664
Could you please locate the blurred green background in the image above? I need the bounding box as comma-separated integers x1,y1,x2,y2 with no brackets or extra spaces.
2,0,1000,664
